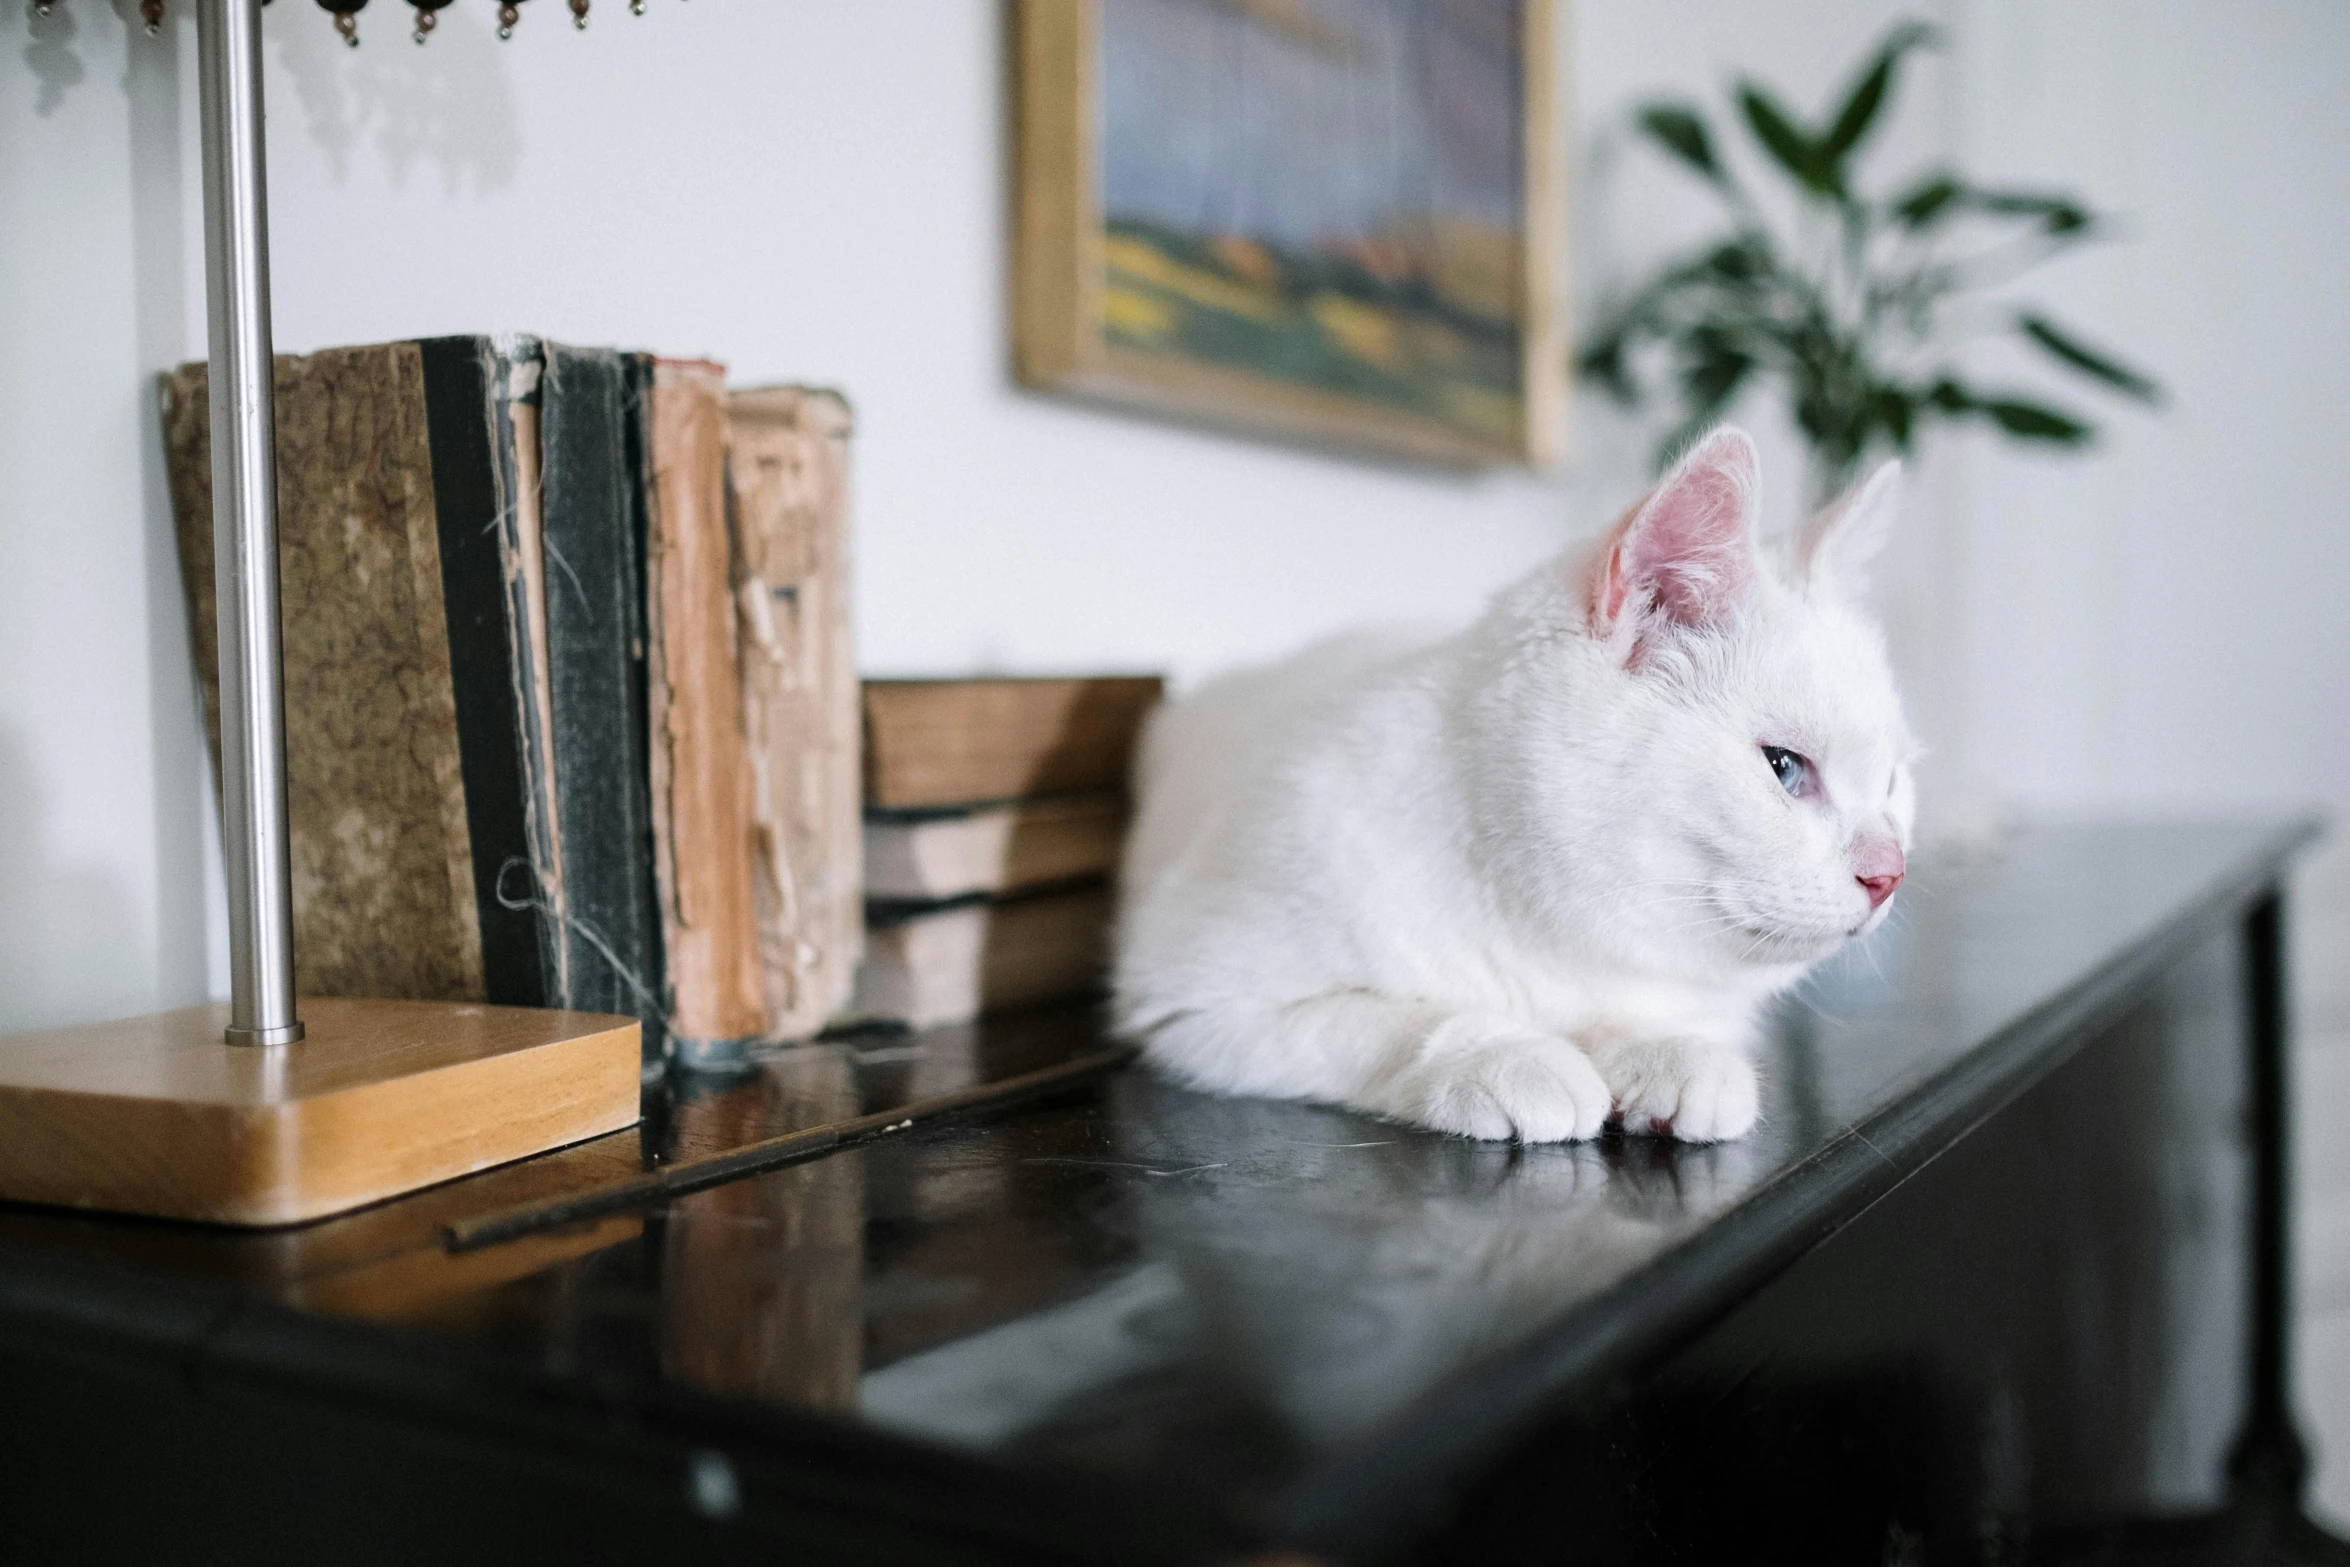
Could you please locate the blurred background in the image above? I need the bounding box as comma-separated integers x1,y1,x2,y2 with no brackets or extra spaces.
3,0,2344,1516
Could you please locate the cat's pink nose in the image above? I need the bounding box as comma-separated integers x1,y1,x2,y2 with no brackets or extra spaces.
1854,837,1905,911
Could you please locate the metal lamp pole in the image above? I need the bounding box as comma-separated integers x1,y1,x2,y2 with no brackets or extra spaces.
197,0,302,1047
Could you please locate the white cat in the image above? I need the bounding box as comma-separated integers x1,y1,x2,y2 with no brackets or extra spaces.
1113,428,1916,1144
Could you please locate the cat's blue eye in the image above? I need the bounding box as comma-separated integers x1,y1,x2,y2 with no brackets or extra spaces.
1762,745,1813,798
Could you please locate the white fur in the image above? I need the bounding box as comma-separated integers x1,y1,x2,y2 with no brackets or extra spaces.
1114,429,1917,1144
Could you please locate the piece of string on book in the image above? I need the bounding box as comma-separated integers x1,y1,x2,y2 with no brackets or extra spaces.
495,856,674,1031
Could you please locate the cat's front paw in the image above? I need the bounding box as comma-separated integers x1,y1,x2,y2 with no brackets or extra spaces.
1585,1034,1759,1142
1377,1026,1611,1143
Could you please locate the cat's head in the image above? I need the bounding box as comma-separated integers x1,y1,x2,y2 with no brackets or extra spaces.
1487,427,1917,977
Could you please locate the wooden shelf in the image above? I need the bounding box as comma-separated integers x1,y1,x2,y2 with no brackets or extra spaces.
0,998,638,1227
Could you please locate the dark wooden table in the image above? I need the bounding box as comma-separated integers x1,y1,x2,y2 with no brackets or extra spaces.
0,820,2341,1565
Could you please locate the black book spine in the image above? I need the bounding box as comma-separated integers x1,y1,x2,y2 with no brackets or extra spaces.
623,351,669,1065
416,334,554,1008
542,343,667,1064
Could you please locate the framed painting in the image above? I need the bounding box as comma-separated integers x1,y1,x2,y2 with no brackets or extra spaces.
1014,0,1563,468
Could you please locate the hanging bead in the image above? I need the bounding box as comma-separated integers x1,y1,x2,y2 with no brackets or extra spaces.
569,0,588,29
316,0,367,48
630,0,644,13
142,0,167,34
407,0,450,43
32,0,55,16
497,1,523,39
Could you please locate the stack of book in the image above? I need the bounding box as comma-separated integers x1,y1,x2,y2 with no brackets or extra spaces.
854,676,1164,1028
162,337,861,1071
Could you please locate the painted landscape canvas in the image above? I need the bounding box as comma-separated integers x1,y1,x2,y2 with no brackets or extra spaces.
1016,0,1559,466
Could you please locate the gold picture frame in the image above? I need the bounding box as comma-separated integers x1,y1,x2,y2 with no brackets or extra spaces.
1014,0,1564,468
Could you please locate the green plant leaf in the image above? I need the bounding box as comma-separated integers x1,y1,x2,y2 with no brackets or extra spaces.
1682,356,1754,419
1891,172,1962,227
1698,239,1767,283
1637,103,1724,183
1969,188,2090,233
1925,377,1975,413
1739,83,1833,196
1576,328,1638,403
1983,397,2092,443
1821,22,1937,174
1889,176,2089,235
2018,313,2162,401
1872,386,1917,451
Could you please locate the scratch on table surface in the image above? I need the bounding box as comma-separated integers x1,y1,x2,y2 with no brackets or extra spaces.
1848,1127,1898,1168
1285,1140,1398,1149
846,1043,927,1064
1022,1156,1231,1178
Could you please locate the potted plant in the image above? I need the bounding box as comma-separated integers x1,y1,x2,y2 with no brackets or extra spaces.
1580,22,2160,504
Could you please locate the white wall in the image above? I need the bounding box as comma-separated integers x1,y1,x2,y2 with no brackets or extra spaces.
1950,0,2350,823
2,1,213,1030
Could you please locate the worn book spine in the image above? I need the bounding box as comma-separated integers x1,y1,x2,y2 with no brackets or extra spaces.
490,338,569,1004
541,343,667,1064
862,791,1128,902
417,336,562,1007
854,883,1114,1030
726,385,864,1042
163,341,556,1003
645,358,768,1063
860,676,1167,811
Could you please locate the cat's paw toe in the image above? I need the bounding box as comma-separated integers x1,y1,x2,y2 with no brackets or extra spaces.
1592,1037,1759,1143
1399,1034,1611,1143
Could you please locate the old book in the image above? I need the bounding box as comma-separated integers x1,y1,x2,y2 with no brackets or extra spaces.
164,338,563,1006
854,883,1114,1030
539,344,666,1058
861,676,1166,811
726,386,864,1041
482,342,567,1003
644,358,768,1061
863,792,1128,902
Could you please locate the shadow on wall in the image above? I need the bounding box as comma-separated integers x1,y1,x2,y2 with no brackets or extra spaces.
21,0,85,115
129,0,218,1018
18,1,519,194
0,726,144,1034
270,1,520,193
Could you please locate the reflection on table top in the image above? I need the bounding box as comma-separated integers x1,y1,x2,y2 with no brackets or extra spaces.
0,818,2317,1544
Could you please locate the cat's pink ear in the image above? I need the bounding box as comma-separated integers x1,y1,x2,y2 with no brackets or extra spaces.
1797,460,1901,595
1588,427,1762,639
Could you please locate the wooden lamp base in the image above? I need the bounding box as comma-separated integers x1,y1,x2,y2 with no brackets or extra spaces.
0,998,640,1227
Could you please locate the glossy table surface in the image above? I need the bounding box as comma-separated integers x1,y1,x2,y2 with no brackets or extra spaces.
0,818,2318,1557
